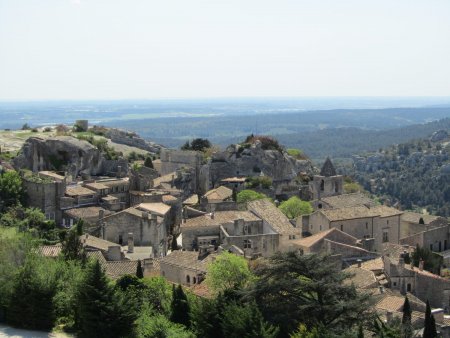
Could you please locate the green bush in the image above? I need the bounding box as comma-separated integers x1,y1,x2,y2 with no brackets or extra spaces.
236,190,267,204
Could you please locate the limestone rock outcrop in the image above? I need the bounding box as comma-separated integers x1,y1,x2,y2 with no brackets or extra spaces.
13,136,106,177
206,141,316,186
106,128,163,153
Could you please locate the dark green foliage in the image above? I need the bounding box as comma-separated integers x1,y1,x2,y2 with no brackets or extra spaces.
411,245,442,274
402,296,412,338
144,156,154,168
372,316,401,337
170,284,190,327
61,227,86,262
423,300,437,338
220,301,279,338
7,257,56,330
244,135,283,151
243,252,373,336
21,123,30,130
181,138,211,152
0,170,23,208
136,260,144,279
76,260,136,338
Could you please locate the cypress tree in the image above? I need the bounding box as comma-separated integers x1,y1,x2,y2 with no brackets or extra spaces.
401,296,412,338
76,260,135,338
170,284,190,327
423,300,437,338
144,156,154,168
136,259,144,279
61,228,86,262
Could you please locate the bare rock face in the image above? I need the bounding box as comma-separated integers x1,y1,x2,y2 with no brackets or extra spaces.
430,130,449,143
106,128,163,153
207,141,315,186
13,136,105,177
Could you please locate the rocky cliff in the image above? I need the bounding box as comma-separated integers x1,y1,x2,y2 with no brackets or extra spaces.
106,128,163,153
13,136,107,177
205,141,316,187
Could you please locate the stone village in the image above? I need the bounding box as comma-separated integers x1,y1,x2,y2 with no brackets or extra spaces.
3,121,450,336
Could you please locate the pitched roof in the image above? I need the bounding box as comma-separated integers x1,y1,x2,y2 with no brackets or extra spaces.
320,157,337,177
84,182,109,190
137,202,171,216
104,261,138,280
291,228,356,248
401,211,443,224
159,250,211,272
39,244,62,257
162,195,177,203
247,199,297,235
320,193,376,209
376,295,405,312
351,257,384,272
344,267,378,289
181,210,260,228
320,205,402,222
204,186,233,201
80,234,120,252
153,172,176,187
66,185,96,196
220,177,247,183
38,171,65,181
64,206,111,220
183,194,199,205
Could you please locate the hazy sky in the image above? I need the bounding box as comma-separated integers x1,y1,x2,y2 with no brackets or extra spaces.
1,0,450,100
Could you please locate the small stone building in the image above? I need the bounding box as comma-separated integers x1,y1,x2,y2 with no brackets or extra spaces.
309,158,344,200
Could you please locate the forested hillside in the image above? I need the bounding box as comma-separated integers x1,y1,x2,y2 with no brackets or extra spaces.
347,130,450,216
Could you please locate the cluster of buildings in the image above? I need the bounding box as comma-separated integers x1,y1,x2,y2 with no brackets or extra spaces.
26,144,450,334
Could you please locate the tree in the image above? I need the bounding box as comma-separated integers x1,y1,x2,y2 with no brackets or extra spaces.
411,244,442,274
278,197,313,219
423,300,437,338
205,251,253,294
236,190,267,204
190,138,211,152
220,301,279,338
401,296,412,338
144,156,154,168
76,260,135,337
243,252,372,336
21,123,31,130
170,284,191,327
136,308,195,338
0,170,23,208
61,227,86,262
136,260,144,279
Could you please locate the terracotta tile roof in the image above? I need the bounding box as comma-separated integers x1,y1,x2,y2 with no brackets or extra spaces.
376,295,405,312
344,267,378,289
291,228,336,248
401,211,443,224
204,186,233,201
153,172,176,187
86,250,107,264
320,193,376,209
137,202,171,216
66,185,96,196
80,234,120,252
104,260,138,280
162,195,177,203
248,199,297,235
320,205,402,222
351,257,384,272
183,194,199,205
39,244,62,257
188,283,212,298
181,211,260,229
64,206,111,220
160,251,215,272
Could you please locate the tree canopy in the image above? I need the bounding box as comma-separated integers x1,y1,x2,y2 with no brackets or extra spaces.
278,196,313,219
0,170,23,209
236,189,267,204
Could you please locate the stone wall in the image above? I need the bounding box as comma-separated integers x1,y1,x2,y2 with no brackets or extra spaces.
181,225,221,251
400,225,450,252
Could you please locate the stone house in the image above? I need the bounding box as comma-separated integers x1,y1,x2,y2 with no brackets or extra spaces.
200,185,236,212
308,205,402,252
219,177,247,192
64,184,98,207
400,211,448,239
313,192,376,211
247,199,301,252
62,206,112,229
159,250,216,286
309,158,344,200
101,202,171,257
291,228,378,262
180,210,260,251
400,224,450,253
22,171,66,223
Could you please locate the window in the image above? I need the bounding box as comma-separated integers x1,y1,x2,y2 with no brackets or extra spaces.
320,225,322,231
366,222,368,229
320,180,324,191
430,244,433,251
186,275,190,284
387,220,389,225
318,203,323,209
193,277,197,284
393,282,397,287
243,239,252,249
407,283,411,292
340,224,343,231
335,182,339,193
118,235,123,245
382,231,389,243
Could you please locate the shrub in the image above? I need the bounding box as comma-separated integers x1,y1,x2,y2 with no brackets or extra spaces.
236,190,267,204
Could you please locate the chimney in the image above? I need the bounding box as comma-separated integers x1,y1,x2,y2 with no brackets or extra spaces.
432,308,444,324
419,259,424,271
117,165,122,178
99,209,104,220
357,259,362,268
386,311,393,323
128,233,134,253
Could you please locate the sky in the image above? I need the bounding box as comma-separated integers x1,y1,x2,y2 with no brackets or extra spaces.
0,0,450,100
